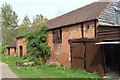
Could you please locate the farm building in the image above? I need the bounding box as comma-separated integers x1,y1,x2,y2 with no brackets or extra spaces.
6,0,120,77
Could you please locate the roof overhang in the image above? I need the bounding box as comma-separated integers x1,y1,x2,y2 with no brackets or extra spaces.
95,41,120,44
46,18,98,31
16,36,25,39
7,46,16,48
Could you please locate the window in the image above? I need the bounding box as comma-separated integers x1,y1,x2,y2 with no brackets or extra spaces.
53,29,62,43
115,10,120,25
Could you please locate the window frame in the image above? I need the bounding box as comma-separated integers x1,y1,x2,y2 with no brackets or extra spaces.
52,29,62,44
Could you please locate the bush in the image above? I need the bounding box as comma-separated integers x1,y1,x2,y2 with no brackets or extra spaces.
1,44,7,54
25,23,51,62
16,54,40,66
22,54,31,60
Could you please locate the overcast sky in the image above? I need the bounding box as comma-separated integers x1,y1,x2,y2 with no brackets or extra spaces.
0,0,99,24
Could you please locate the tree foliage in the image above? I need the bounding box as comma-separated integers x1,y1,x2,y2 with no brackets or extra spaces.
17,24,28,36
17,15,31,36
1,3,19,44
33,14,44,24
22,15,31,26
25,23,51,61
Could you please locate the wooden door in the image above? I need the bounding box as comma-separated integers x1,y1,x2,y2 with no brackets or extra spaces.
71,43,85,69
85,43,104,77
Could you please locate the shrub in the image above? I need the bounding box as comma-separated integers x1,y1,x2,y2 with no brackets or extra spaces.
1,44,7,54
17,54,40,66
25,23,51,62
22,54,31,60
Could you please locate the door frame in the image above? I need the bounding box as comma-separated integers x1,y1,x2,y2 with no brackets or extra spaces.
68,38,97,44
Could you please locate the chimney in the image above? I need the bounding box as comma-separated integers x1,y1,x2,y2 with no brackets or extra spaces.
44,18,48,22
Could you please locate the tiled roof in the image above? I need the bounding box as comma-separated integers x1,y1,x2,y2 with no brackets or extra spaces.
26,2,111,32
7,40,17,48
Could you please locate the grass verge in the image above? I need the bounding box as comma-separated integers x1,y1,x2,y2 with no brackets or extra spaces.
2,55,102,79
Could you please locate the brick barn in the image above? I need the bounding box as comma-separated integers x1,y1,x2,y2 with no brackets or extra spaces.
6,0,120,77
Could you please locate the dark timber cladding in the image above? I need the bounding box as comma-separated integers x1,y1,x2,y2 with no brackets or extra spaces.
97,25,120,40
69,38,104,77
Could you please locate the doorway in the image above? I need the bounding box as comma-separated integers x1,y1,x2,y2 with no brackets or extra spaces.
19,46,23,57
103,44,120,73
8,48,10,55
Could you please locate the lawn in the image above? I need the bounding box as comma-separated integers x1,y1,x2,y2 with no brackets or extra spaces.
2,55,102,79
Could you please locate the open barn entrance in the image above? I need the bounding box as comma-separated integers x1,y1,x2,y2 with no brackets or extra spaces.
97,39,120,78
103,44,120,78
103,44,120,72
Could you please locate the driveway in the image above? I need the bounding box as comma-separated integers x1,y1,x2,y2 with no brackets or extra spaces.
0,62,18,79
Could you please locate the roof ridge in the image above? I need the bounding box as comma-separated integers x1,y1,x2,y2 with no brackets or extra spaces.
26,1,98,32
26,1,111,32
46,2,97,22
30,1,110,26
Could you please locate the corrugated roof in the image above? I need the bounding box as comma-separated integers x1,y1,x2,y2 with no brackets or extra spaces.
26,2,111,32
7,40,17,48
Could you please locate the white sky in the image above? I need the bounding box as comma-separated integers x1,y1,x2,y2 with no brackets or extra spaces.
0,0,99,24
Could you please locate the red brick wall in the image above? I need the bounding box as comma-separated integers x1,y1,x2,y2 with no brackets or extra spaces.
17,37,27,57
46,21,97,67
46,24,82,67
83,21,96,38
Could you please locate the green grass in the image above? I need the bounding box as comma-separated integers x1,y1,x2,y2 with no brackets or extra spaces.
2,55,102,79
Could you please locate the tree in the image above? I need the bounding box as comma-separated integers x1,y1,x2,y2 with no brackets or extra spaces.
22,15,31,26
25,23,51,62
17,24,28,36
17,15,31,36
1,3,19,44
32,14,44,24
